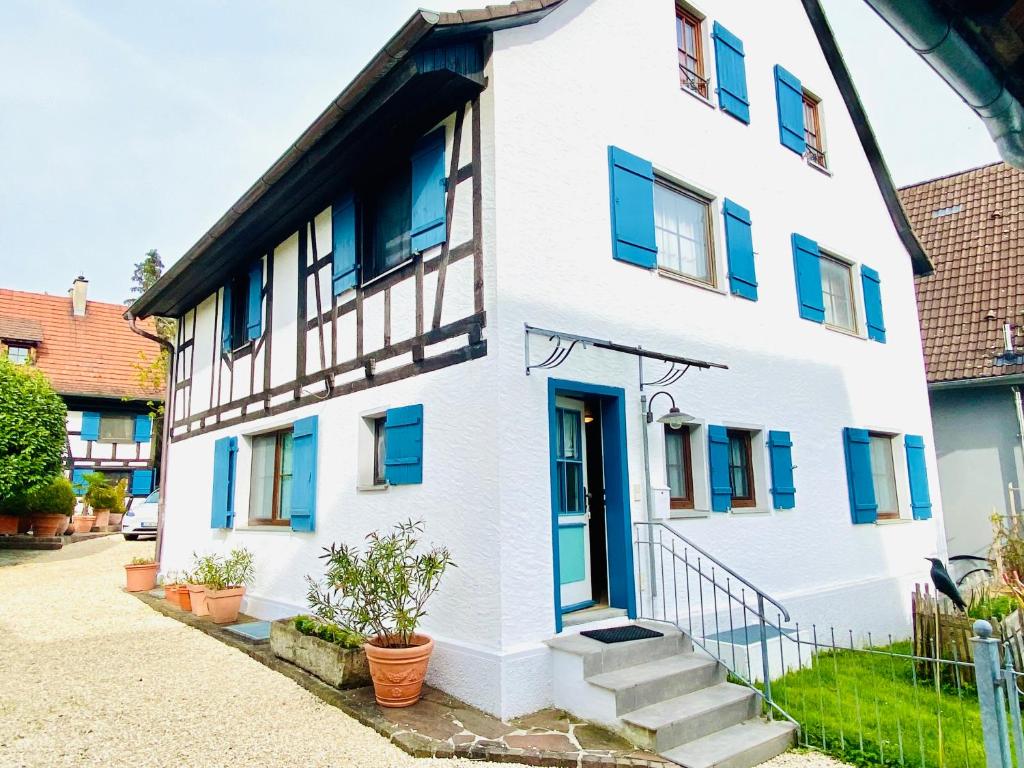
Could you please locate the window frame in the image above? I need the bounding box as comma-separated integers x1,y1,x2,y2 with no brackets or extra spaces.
664,425,695,510
372,416,387,487
5,344,30,364
653,175,718,289
675,4,709,100
247,428,294,526
726,428,757,509
819,250,859,334
98,414,135,444
227,271,251,355
868,431,901,521
358,160,414,287
801,90,828,170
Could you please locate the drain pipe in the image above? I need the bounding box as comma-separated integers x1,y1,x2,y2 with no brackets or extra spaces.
639,394,658,599
864,0,1024,168
1014,386,1024,493
127,315,176,568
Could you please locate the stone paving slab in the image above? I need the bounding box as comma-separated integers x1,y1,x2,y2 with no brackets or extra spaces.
133,590,670,767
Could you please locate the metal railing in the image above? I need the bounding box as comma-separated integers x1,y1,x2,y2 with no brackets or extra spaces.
633,521,796,724
679,64,710,99
804,144,828,169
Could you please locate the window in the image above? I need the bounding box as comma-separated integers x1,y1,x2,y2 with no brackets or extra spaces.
869,433,900,519
5,345,29,364
802,92,826,168
555,407,585,515
726,429,756,508
665,425,694,509
372,417,387,486
676,6,708,98
820,253,857,332
655,180,714,285
361,162,413,282
229,272,250,351
249,429,294,525
99,415,134,443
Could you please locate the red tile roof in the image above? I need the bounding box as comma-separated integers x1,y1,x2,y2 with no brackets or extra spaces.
0,288,164,400
901,162,1024,384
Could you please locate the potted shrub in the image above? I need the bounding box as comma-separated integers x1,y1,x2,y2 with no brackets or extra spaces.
84,473,117,529
307,519,454,707
125,556,158,592
269,615,370,689
0,491,28,536
27,477,76,537
186,553,217,617
204,548,255,624
107,479,128,528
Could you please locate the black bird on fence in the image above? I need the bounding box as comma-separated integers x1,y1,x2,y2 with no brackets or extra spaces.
925,557,968,612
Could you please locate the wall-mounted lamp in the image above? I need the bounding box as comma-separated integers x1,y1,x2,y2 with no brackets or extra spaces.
645,390,693,429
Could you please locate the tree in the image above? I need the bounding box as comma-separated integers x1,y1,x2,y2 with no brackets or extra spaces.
0,358,67,503
127,249,165,305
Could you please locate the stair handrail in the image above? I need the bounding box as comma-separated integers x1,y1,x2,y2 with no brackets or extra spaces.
635,521,790,622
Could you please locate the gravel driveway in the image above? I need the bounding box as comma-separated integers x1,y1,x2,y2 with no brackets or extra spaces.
0,536,848,768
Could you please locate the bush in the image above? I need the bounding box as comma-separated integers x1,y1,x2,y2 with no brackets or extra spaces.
26,477,76,515
0,359,67,505
0,491,30,517
306,519,454,649
293,615,364,649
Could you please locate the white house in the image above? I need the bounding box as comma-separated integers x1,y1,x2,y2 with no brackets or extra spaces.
129,0,944,748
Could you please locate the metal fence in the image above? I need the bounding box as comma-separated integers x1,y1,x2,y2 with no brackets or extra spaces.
634,521,1024,768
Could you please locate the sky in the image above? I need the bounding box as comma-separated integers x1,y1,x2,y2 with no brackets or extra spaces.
0,0,1002,305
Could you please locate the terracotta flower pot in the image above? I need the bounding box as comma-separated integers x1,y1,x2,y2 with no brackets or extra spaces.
187,584,209,616
17,516,32,534
72,515,96,534
204,586,246,624
0,514,19,536
33,514,70,537
124,562,158,592
363,634,434,708
108,512,124,528
92,508,110,529
163,584,180,607
176,585,192,612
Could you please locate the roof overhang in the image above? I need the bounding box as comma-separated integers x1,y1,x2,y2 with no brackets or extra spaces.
129,2,567,320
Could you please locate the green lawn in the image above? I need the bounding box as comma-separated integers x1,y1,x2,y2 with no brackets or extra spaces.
766,641,986,768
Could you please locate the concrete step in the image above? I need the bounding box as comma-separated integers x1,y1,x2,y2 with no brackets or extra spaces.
619,682,759,752
546,622,690,677
587,653,725,715
660,719,797,768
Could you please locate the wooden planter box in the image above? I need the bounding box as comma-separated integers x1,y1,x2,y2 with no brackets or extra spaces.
269,618,370,689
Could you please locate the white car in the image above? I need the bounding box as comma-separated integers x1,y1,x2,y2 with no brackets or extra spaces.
122,489,159,540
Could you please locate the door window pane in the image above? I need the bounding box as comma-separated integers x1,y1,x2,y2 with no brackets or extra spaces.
556,407,585,515
821,255,856,332
870,434,899,516
655,182,712,284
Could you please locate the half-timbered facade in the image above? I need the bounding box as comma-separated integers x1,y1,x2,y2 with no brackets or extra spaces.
131,0,944,720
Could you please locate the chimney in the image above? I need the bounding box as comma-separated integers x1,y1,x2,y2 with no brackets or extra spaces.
70,276,88,317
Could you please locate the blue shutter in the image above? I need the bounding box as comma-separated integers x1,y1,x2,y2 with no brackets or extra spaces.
210,436,237,529
332,192,358,295
385,404,424,485
723,199,757,301
290,416,318,532
774,65,806,155
707,425,732,512
843,428,877,524
791,234,825,323
712,23,750,124
608,146,657,268
131,469,154,496
71,469,88,496
767,431,795,510
905,435,933,520
221,284,233,353
246,260,263,340
861,265,887,343
410,128,447,252
133,414,152,443
81,412,100,442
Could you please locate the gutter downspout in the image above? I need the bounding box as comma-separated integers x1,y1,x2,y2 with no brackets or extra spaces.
864,0,1024,169
1014,386,1024,496
127,315,175,569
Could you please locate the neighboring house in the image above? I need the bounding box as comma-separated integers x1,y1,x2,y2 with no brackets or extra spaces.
902,162,1024,559
129,0,942,722
0,278,163,503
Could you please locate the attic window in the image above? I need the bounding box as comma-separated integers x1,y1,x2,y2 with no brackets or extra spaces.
931,205,962,219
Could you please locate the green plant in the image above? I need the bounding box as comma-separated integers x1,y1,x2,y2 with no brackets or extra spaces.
0,358,67,505
203,548,255,591
0,490,30,517
306,519,454,649
188,552,219,585
967,585,1016,622
293,615,364,649
26,477,76,515
129,556,155,566
83,472,119,510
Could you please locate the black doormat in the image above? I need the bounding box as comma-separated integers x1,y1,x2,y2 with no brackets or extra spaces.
580,625,664,644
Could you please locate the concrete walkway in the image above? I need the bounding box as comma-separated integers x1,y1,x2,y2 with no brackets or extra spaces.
0,536,848,768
